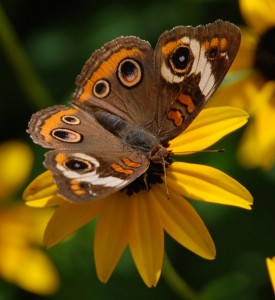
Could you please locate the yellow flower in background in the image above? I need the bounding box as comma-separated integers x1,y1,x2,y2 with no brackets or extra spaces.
0,140,33,200
24,107,253,287
266,257,275,295
209,0,275,170
0,140,59,295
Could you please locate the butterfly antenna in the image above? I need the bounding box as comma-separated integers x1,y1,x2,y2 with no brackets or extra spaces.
174,148,225,155
162,157,170,200
143,172,149,191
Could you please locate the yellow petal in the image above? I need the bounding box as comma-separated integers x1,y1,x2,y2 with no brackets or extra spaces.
209,73,264,113
94,193,132,283
44,199,103,247
0,203,58,294
0,140,33,200
240,0,275,35
129,190,164,287
23,171,63,207
266,257,275,295
228,28,257,72
167,162,253,209
0,203,53,245
153,188,215,259
238,84,275,169
0,205,33,244
0,245,59,295
169,107,248,153
238,121,259,168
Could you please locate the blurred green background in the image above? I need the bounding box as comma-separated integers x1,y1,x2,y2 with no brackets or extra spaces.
0,0,275,299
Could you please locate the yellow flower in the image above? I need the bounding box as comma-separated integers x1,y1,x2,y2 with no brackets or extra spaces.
209,0,275,169
266,257,275,295
0,140,59,295
24,107,253,287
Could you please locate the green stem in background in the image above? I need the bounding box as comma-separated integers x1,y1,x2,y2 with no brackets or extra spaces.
162,253,199,300
0,4,54,108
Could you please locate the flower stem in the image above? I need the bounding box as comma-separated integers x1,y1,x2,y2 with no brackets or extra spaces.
162,253,198,300
0,4,54,108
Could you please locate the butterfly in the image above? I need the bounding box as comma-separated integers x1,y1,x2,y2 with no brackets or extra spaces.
28,20,241,203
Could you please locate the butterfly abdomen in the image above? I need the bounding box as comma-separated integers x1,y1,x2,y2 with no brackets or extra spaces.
94,110,163,156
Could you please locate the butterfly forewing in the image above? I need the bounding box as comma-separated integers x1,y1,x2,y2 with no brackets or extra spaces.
154,20,241,142
72,37,159,133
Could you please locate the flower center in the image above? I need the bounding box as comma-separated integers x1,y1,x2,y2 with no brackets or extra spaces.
123,154,173,195
254,26,275,80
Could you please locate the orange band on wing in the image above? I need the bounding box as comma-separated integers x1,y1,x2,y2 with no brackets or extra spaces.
220,38,227,50
55,153,68,164
79,48,145,102
161,40,183,56
40,109,77,142
70,180,87,195
122,157,141,168
204,37,227,51
111,163,134,175
177,94,196,113
210,37,219,48
167,110,183,127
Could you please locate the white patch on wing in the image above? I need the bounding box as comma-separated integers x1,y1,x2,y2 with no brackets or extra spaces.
72,153,100,167
161,64,183,83
189,39,215,96
81,173,124,187
160,37,191,83
56,152,125,187
182,37,191,44
160,36,215,95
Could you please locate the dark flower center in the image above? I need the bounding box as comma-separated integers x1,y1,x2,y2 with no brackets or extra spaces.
254,26,275,80
123,154,173,195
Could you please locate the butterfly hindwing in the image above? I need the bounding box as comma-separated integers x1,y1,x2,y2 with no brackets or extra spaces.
28,105,149,203
45,150,149,203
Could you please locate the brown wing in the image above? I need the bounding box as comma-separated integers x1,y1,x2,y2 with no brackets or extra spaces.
154,20,241,143
71,37,159,134
28,105,149,203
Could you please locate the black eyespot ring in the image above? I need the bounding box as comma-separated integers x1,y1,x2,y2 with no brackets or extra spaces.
64,158,93,173
169,46,191,74
93,79,110,98
117,58,142,88
51,128,82,143
208,47,219,60
61,115,81,125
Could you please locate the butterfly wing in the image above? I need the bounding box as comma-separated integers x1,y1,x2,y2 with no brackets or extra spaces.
71,37,159,134
72,21,240,143
154,20,241,142
28,105,149,203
